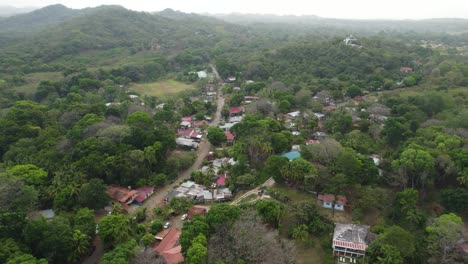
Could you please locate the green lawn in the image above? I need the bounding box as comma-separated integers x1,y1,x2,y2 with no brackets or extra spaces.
129,80,196,97
15,72,63,94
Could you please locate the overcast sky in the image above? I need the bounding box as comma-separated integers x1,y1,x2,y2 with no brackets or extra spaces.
4,0,468,19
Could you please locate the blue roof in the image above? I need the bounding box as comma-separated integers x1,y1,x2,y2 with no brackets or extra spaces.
281,151,301,161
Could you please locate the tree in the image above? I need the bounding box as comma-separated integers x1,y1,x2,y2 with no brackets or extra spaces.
207,210,295,264
426,213,464,263
73,208,96,238
180,217,209,254
393,189,423,226
99,214,131,248
334,148,363,183
69,229,90,262
23,217,74,263
0,176,38,211
6,254,47,264
325,113,353,134
100,239,137,264
127,111,154,129
150,219,164,234
7,164,48,187
291,224,309,242
392,145,435,189
256,200,283,227
169,197,193,214
207,127,226,146
206,204,240,229
186,242,207,264
263,155,289,183
441,188,468,213
281,158,318,186
141,233,155,248
378,226,415,258
382,117,411,146
78,178,109,209
366,242,403,264
346,85,362,97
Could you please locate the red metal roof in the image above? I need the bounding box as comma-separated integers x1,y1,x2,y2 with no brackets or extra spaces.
333,239,367,251
216,175,226,186
153,228,184,263
318,194,347,205
229,106,244,114
224,130,236,141
134,187,154,203
400,67,413,72
181,116,193,122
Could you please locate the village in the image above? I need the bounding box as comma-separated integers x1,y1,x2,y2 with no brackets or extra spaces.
75,61,412,264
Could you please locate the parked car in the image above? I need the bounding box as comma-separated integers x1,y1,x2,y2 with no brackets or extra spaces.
181,214,188,221
164,222,170,229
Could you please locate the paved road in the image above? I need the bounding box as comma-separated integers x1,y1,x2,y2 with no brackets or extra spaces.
81,65,223,264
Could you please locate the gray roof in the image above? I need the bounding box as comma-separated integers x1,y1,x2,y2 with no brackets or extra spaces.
333,222,370,245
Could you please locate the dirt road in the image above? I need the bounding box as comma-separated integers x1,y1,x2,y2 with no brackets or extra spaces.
81,65,223,264
139,64,224,219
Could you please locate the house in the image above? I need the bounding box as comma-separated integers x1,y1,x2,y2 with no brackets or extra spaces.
225,130,236,143
287,111,301,118
229,106,245,116
194,120,208,128
188,205,211,220
181,116,193,123
344,35,359,46
177,129,202,140
400,67,413,73
106,185,139,205
180,121,191,129
306,139,320,145
216,174,227,187
153,228,184,264
318,194,347,211
314,112,326,120
323,105,337,112
176,137,199,149
229,115,244,123
312,131,327,140
227,76,236,83
213,188,232,201
134,187,155,204
219,122,236,131
333,223,372,263
197,71,208,79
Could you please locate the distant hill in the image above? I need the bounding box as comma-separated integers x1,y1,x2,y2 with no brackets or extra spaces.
0,4,81,33
210,13,468,35
0,5,37,17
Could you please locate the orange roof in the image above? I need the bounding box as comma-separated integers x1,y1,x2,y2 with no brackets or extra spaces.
318,194,347,205
188,205,210,220
153,228,184,264
106,185,138,204
155,228,171,240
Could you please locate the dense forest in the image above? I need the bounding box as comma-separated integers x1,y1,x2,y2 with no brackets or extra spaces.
0,4,467,264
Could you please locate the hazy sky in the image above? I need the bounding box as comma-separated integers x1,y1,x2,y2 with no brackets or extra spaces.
4,0,468,19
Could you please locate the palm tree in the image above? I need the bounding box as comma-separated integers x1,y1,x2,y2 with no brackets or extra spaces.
291,224,309,242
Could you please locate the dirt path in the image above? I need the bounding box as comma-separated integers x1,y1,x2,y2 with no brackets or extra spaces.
231,178,275,205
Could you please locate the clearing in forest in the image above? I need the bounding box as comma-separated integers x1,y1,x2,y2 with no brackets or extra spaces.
129,80,196,97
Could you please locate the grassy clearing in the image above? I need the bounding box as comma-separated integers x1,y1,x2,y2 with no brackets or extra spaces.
15,72,63,94
270,185,315,204
129,80,196,97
